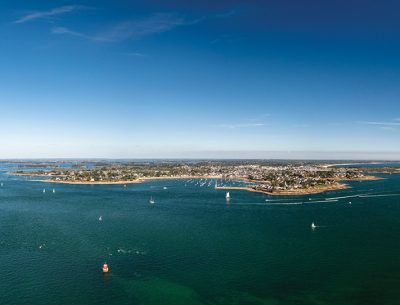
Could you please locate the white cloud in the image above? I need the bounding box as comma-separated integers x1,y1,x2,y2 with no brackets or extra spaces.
15,5,84,24
380,126,397,131
358,121,400,126
126,52,147,57
215,10,236,19
214,123,265,129
51,13,188,42
51,26,91,39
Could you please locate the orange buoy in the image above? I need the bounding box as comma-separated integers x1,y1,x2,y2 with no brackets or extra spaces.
102,263,109,273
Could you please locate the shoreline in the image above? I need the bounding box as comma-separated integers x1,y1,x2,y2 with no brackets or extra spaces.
30,175,381,195
9,172,65,177
322,162,384,168
32,179,145,185
331,175,384,181
31,175,223,185
216,183,350,196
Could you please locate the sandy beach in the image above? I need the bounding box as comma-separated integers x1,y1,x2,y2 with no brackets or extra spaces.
32,175,223,185
33,179,145,185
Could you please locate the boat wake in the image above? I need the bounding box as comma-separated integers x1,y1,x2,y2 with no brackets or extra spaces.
265,201,303,205
307,199,338,203
265,198,303,202
117,248,147,256
358,194,400,198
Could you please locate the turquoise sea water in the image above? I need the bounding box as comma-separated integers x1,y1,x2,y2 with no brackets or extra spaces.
0,163,400,305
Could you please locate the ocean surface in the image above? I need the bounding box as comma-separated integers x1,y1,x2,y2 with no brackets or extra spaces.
0,163,399,305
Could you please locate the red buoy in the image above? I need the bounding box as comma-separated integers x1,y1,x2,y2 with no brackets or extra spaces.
102,263,109,273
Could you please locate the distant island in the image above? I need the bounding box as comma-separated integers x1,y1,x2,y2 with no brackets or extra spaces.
9,160,392,196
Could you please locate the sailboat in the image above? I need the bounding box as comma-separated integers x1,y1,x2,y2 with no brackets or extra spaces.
43,188,46,193
311,222,316,230
99,216,103,221
226,192,230,200
149,197,155,205
52,188,55,193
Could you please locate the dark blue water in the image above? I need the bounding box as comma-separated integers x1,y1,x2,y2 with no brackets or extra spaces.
0,163,399,305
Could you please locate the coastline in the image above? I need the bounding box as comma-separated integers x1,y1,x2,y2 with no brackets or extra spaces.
32,179,144,185
31,175,223,185
9,172,65,177
322,162,384,168
29,175,382,195
332,175,384,181
216,183,350,196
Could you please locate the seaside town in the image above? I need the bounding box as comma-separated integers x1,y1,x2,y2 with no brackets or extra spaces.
10,161,384,195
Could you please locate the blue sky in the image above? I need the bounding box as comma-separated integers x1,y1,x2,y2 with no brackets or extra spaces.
1,0,400,159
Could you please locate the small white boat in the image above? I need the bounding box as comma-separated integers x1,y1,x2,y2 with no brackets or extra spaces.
311,222,316,230
149,197,155,204
43,189,46,193
0,183,3,187
163,187,167,190
226,192,230,200
52,188,55,193
99,216,102,221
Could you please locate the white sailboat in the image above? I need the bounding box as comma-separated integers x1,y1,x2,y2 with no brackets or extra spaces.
149,197,155,204
226,192,230,200
43,188,46,193
311,222,316,230
52,188,55,193
99,216,102,221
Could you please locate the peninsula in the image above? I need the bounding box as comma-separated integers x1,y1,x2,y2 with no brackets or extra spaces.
10,160,384,196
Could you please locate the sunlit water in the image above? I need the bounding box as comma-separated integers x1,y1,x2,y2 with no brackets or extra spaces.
0,163,399,305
